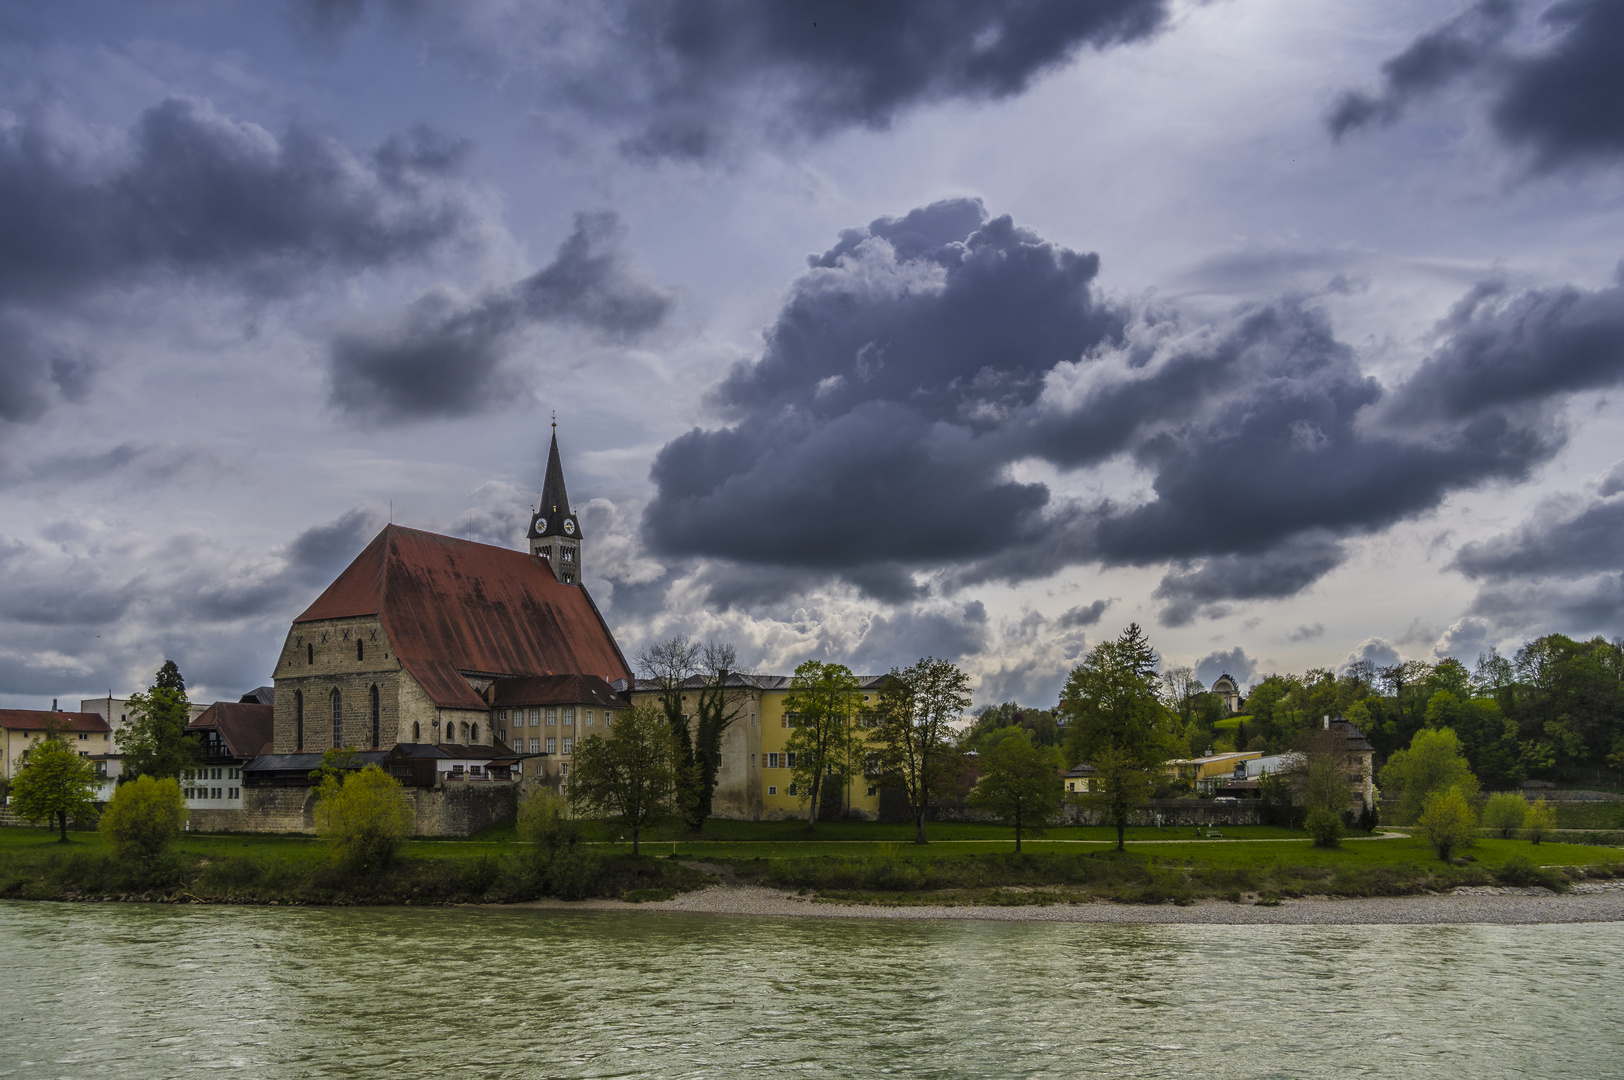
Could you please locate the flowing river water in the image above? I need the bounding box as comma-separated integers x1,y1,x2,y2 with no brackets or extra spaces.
1,900,1620,1079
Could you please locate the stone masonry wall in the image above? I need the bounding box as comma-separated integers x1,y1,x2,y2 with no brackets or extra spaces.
274,617,406,753
227,782,517,836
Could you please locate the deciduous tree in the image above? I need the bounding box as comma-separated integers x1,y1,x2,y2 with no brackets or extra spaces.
568,702,674,855
967,728,1063,852
1417,786,1476,861
313,763,415,874
1521,796,1556,844
10,727,99,841
1378,727,1480,824
1081,743,1155,852
1482,792,1528,839
871,657,972,844
783,660,864,832
118,664,199,780
99,774,187,864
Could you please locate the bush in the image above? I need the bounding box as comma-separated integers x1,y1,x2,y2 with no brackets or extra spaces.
1417,787,1476,862
1482,792,1528,839
99,775,187,866
1522,796,1556,845
1306,806,1345,848
1357,802,1379,833
517,789,602,898
313,765,414,874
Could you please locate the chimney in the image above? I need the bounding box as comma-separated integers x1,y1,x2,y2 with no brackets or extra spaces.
52,698,58,711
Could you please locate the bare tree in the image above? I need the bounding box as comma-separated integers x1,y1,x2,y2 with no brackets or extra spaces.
872,657,972,844
637,636,701,826
1160,666,1203,726
692,640,748,827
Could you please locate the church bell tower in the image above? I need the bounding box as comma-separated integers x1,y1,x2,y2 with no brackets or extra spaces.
528,423,583,585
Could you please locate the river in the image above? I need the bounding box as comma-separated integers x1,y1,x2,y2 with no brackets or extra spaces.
1,901,1619,1078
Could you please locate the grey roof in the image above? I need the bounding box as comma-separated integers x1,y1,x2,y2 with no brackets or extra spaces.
244,750,390,774
239,686,275,705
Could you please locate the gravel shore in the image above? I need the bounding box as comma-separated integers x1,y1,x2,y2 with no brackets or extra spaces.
506,881,1624,925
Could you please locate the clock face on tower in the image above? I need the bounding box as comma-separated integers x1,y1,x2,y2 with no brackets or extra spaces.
534,517,547,534
563,519,576,535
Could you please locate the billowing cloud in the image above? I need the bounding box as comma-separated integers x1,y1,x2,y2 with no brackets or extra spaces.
327,211,673,422
295,0,1173,160
642,198,1589,622
1057,599,1112,629
0,96,490,424
1194,646,1256,690
1329,0,1624,172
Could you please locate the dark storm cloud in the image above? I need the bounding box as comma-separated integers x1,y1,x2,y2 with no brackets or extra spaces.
0,315,93,424
0,98,473,303
327,211,673,423
296,0,1171,160
1381,275,1624,425
1057,599,1111,629
644,199,1598,621
1454,461,1624,583
1330,0,1624,172
1152,535,1347,628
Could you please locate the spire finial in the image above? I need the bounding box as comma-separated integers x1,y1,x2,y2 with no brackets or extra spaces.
551,409,556,432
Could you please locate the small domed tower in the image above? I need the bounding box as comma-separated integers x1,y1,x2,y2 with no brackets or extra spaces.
528,424,583,585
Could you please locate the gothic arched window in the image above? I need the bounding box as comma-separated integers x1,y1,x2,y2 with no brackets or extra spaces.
307,643,313,665
357,640,364,662
331,689,343,749
470,723,479,744
295,690,304,751
370,685,380,748
412,721,420,741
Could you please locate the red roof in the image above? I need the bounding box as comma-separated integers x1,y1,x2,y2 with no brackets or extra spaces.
490,674,624,710
0,710,110,734
294,525,631,710
189,701,275,759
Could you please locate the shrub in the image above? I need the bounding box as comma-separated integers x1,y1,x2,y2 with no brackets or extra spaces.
1306,806,1345,848
1357,801,1379,833
313,765,414,874
99,775,188,865
1417,787,1476,862
1482,792,1528,839
1522,797,1556,845
517,789,600,898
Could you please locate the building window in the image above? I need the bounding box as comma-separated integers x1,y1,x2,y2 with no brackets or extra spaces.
546,708,557,726
786,752,797,768
370,685,380,749
331,690,343,748
866,785,878,797
562,737,573,754
768,786,777,795
545,737,556,754
412,721,420,741
787,784,797,796
530,738,540,754
295,690,304,751
307,643,314,665
357,640,364,662
603,710,613,726
585,710,595,726
766,752,779,769
528,708,538,727
559,763,569,778
562,708,575,727
471,724,480,743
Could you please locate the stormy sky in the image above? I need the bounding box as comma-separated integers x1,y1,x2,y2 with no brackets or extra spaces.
3,0,1623,710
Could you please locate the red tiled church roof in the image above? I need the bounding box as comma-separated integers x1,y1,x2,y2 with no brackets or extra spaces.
294,525,631,710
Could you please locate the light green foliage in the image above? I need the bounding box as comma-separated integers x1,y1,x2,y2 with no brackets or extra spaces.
1305,806,1344,848
568,702,674,855
313,764,414,873
10,732,100,841
962,701,1060,751
784,660,864,831
1417,787,1476,861
1379,727,1481,824
1080,743,1156,852
517,789,597,898
1298,728,1353,815
1481,792,1528,839
967,728,1064,852
1521,796,1556,844
99,774,187,862
118,679,199,780
872,657,972,844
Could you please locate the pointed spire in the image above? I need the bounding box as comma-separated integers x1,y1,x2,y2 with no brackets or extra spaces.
527,421,582,542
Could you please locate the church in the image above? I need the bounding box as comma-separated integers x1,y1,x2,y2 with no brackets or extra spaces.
240,429,635,833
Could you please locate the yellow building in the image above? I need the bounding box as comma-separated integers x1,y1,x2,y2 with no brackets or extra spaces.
1166,751,1263,794
1,709,114,789
629,674,891,821
1062,762,1097,794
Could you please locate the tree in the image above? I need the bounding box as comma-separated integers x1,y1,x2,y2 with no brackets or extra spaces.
99,774,187,864
1416,786,1475,861
1378,727,1481,824
1161,666,1203,727
518,788,598,898
637,635,702,828
871,657,972,844
314,763,415,873
1081,743,1155,852
1061,624,1178,771
783,660,864,832
118,664,200,780
1482,792,1528,839
1305,807,1344,848
691,640,747,829
568,702,674,855
967,728,1064,852
1292,728,1354,819
10,727,99,841
1521,796,1556,844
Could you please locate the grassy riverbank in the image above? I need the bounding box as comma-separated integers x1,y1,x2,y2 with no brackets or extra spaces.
2,822,1620,907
